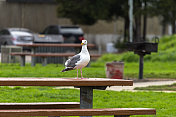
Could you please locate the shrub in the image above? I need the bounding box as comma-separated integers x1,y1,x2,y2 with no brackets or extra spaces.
96,54,122,62
121,52,139,62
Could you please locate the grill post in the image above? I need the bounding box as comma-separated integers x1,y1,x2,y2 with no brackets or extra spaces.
139,54,144,79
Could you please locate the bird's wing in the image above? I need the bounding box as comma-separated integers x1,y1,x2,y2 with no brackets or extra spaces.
65,54,81,68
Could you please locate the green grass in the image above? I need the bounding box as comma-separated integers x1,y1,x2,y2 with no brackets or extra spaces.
124,62,176,79
0,86,175,117
0,63,105,78
0,61,176,79
135,83,176,91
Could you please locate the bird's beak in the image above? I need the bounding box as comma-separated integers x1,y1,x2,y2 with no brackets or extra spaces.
81,43,84,45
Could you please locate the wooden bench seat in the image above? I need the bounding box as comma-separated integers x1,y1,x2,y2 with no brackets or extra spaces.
0,102,80,110
0,108,156,117
16,43,96,48
10,52,101,66
11,52,101,57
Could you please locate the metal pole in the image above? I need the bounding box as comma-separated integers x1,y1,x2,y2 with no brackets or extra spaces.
75,86,107,117
129,0,133,42
80,87,93,117
31,47,36,66
139,54,144,79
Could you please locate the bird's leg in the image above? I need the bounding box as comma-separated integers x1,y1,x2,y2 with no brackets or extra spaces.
77,68,79,79
80,69,83,79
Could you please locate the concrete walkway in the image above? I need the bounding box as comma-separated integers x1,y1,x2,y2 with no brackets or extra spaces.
56,79,176,92
106,80,176,91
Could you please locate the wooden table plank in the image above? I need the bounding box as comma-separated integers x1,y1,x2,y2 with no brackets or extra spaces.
16,43,95,47
30,53,101,57
0,108,156,116
0,78,133,86
11,53,101,57
10,52,101,57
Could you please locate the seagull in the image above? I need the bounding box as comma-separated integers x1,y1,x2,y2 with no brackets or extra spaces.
61,40,90,79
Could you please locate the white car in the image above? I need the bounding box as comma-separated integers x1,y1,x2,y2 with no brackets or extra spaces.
0,28,34,47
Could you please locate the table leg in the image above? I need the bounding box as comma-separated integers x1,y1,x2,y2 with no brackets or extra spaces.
41,57,47,66
31,56,36,66
31,47,36,66
80,87,93,117
20,55,25,66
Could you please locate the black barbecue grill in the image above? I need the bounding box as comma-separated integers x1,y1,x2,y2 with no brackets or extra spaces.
126,37,159,79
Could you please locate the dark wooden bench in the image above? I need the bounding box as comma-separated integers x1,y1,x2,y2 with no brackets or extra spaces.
10,52,101,66
0,102,80,110
0,108,156,117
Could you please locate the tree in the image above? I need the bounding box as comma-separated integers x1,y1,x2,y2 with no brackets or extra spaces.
56,0,154,42
133,0,156,42
150,0,176,34
57,0,129,41
56,0,110,25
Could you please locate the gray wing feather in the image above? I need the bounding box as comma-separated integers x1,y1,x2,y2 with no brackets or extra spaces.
65,54,80,68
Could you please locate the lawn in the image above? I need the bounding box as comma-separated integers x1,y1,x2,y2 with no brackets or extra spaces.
124,62,176,79
0,86,175,117
0,61,176,79
0,63,105,78
135,83,176,91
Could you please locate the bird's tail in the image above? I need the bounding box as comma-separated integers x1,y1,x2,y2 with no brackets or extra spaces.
61,68,73,72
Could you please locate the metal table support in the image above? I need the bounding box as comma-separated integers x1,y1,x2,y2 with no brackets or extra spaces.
41,57,47,66
20,55,25,66
76,86,107,117
31,47,36,66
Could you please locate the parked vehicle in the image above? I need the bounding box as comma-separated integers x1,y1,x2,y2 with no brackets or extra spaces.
41,25,85,43
34,34,64,43
0,28,34,47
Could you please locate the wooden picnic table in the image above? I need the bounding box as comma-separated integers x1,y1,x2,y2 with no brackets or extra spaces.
13,43,100,66
0,78,133,117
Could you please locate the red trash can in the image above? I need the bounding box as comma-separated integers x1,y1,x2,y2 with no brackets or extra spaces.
106,61,124,79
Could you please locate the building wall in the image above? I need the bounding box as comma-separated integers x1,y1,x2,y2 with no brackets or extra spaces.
0,2,64,32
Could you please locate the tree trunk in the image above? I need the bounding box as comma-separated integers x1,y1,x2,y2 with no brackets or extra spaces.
171,20,176,34
134,15,141,42
143,14,147,41
162,22,167,36
124,16,129,42
142,0,147,41
133,0,142,42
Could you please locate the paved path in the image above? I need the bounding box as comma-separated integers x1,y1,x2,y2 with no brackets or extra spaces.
106,80,176,91
56,79,176,92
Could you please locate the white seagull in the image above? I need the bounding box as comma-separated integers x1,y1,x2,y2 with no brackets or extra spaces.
61,40,90,79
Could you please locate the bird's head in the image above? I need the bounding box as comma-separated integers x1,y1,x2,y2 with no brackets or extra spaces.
81,40,87,45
